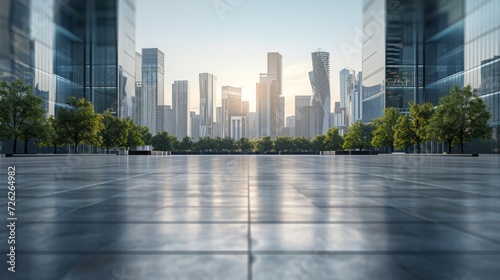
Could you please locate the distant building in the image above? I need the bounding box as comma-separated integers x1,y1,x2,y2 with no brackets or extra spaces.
309,49,331,134
199,73,217,138
159,105,175,135
142,48,165,134
222,86,242,138
190,112,200,141
172,80,190,139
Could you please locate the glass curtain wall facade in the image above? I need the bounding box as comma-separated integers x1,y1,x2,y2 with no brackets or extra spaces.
309,50,331,134
362,0,499,152
142,48,164,134
199,73,216,138
0,0,135,118
172,80,190,139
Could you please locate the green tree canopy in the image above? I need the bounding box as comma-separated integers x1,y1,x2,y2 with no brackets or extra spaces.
371,107,400,153
55,97,102,153
38,115,69,154
324,127,343,151
255,136,274,153
123,118,145,150
151,131,177,151
294,136,312,152
0,79,46,153
429,85,491,154
311,134,326,152
239,137,253,153
98,110,127,153
342,121,372,150
274,135,296,152
394,101,433,154
178,136,194,152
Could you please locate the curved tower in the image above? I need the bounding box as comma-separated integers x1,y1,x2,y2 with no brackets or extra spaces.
310,49,331,134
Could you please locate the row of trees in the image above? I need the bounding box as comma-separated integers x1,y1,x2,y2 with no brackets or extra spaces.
358,85,491,154
0,80,152,154
149,128,344,153
1,80,492,154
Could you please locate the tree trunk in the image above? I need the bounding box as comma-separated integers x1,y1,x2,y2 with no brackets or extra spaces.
447,140,452,154
416,141,421,154
24,140,28,154
53,144,57,154
106,147,109,154
460,139,464,154
13,137,17,154
74,141,78,154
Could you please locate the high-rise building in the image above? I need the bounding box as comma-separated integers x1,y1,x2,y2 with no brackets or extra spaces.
0,0,136,118
158,105,175,135
215,106,223,138
190,112,200,141
199,73,217,138
309,49,331,134
362,0,499,152
339,69,351,109
172,80,190,139
242,101,250,138
278,96,285,136
222,86,242,138
256,52,283,138
135,52,144,126
256,73,278,138
142,48,164,134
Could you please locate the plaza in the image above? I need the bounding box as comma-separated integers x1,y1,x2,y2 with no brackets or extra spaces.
1,154,500,279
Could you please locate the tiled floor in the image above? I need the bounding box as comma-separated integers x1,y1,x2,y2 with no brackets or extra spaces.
1,154,500,279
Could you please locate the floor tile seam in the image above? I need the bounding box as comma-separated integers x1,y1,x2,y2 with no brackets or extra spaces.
33,172,155,197
13,250,500,255
363,172,485,196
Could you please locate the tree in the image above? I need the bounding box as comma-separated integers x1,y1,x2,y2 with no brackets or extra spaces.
98,110,127,154
123,118,145,150
255,136,273,153
311,135,326,152
0,79,46,153
140,126,152,146
274,136,296,152
151,131,176,151
394,101,433,154
178,136,194,152
342,121,372,150
371,107,400,153
239,137,253,153
56,97,102,153
324,127,343,151
429,85,491,154
294,136,312,152
38,115,68,154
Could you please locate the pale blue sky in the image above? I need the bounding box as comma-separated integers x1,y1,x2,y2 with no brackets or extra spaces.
136,0,363,116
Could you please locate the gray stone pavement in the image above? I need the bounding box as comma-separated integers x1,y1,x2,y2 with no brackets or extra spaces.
1,154,500,279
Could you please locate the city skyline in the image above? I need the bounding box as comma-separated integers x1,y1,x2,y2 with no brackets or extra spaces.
136,0,363,117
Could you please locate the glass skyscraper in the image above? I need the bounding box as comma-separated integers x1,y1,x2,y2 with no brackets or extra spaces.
309,49,331,135
199,73,217,138
0,0,136,118
362,0,499,152
142,48,164,134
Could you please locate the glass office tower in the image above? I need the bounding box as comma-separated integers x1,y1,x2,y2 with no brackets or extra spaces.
0,0,135,118
362,0,499,152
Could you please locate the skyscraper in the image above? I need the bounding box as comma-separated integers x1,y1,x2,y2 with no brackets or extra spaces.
199,73,217,138
362,0,500,152
142,48,164,134
256,73,278,138
172,80,190,139
0,0,136,118
135,52,144,126
309,49,331,134
222,86,242,138
256,52,283,138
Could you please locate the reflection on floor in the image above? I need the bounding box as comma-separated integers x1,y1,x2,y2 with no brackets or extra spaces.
1,155,500,279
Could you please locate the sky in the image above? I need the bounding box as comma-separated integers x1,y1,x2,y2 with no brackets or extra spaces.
136,0,363,117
